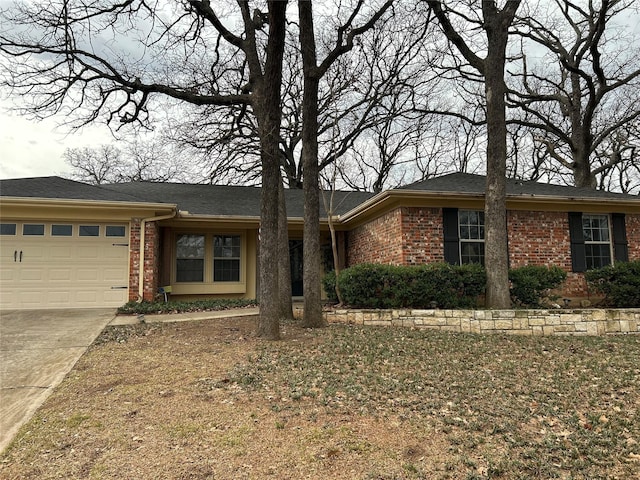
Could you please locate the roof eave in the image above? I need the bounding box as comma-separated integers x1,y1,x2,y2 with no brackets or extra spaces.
0,196,176,212
337,189,640,224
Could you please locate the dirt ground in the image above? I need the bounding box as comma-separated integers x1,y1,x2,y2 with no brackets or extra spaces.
1,316,638,479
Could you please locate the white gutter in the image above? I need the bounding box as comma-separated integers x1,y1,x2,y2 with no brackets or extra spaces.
138,210,178,302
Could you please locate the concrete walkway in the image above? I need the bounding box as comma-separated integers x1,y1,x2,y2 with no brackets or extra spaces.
109,306,260,325
0,307,259,453
0,309,116,453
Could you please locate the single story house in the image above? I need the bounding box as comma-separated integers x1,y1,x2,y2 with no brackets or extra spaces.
1,173,638,309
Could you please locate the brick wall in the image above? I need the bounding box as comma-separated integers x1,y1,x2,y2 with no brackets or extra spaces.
347,208,404,265
128,220,141,302
345,208,639,300
506,210,589,296
401,207,445,264
507,210,571,269
627,214,640,260
128,219,161,302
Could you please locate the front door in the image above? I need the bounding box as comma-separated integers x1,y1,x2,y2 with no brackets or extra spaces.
289,240,303,296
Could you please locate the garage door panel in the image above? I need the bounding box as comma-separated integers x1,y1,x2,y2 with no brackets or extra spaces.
103,267,128,282
0,267,16,281
49,246,74,259
104,247,129,260
0,222,129,309
16,290,47,308
48,268,73,281
21,247,45,261
45,291,72,306
77,246,101,259
76,268,100,281
19,268,45,282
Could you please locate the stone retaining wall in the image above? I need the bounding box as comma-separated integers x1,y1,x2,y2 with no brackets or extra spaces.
323,308,640,336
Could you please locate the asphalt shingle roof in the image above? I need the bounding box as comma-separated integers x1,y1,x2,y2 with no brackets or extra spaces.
400,173,638,200
0,176,148,203
3,173,637,219
102,182,374,217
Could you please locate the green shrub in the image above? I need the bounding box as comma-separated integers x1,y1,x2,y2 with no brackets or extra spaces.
332,263,485,309
508,265,567,307
584,261,640,307
322,270,338,303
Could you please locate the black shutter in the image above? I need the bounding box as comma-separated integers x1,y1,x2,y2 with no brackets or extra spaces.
568,212,586,272
611,213,629,263
443,208,460,265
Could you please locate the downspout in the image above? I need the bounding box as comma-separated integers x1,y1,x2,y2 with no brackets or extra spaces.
137,209,178,302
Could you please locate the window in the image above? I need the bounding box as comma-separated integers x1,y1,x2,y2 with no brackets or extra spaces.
176,234,205,282
106,225,126,237
459,210,485,265
79,225,100,236
0,223,16,235
173,233,244,288
569,212,627,272
214,235,241,281
443,208,485,266
582,214,611,269
23,224,45,236
52,224,73,236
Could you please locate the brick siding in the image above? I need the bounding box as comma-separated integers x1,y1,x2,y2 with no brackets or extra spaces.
347,208,404,265
401,207,445,264
128,219,161,302
346,207,640,300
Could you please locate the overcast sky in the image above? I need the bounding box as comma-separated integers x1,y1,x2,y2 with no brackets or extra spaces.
1,1,638,181
0,99,117,179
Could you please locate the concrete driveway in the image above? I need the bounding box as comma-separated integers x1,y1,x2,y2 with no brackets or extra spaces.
0,309,116,453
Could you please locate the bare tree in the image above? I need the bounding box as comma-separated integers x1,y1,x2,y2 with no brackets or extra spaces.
297,0,394,328
64,141,196,184
1,0,289,339
509,0,640,188
427,0,522,309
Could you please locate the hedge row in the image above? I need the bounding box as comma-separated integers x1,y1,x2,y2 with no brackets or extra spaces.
585,261,640,307
323,263,485,309
323,263,568,309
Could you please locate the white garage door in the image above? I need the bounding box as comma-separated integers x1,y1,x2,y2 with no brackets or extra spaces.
0,222,129,309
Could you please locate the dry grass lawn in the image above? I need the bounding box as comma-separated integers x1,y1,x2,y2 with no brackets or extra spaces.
1,316,639,479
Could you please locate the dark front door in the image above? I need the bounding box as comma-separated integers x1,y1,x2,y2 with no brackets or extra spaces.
289,240,303,296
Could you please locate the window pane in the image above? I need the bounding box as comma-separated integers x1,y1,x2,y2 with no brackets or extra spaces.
214,235,241,282
177,234,205,258
214,259,240,282
458,210,485,240
23,224,45,235
52,224,73,236
176,259,204,282
176,234,205,283
0,223,16,235
585,244,611,270
583,214,609,242
79,225,100,236
106,225,126,237
461,242,485,265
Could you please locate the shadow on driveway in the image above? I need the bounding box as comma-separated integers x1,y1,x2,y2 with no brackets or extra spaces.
0,309,116,453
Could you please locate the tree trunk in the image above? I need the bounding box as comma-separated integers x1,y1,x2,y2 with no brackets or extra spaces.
483,13,511,309
256,1,288,339
298,0,325,328
278,176,295,321
328,212,344,304
572,130,597,188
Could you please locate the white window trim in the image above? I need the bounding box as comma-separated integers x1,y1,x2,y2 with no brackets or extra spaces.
458,210,485,265
582,213,614,268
